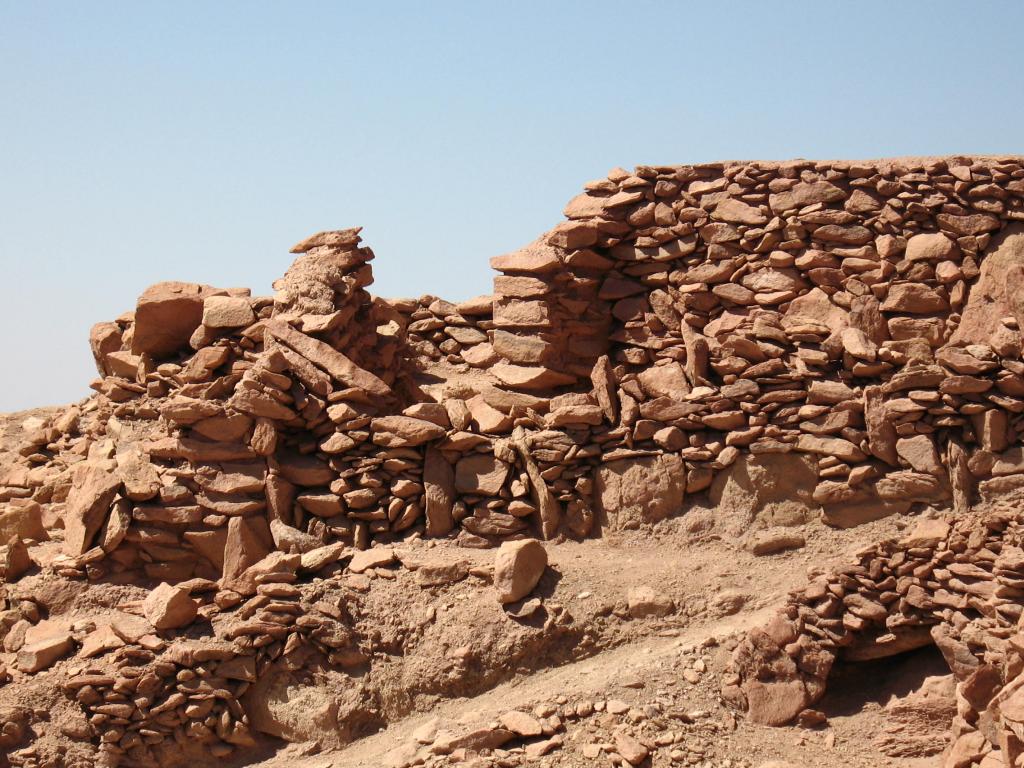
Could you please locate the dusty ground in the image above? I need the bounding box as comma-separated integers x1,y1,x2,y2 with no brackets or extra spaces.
0,409,954,767
247,514,945,768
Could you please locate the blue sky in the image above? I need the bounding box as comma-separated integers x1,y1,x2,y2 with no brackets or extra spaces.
1,1,1022,411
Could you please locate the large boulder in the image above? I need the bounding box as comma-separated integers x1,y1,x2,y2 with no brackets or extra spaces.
709,453,819,535
132,281,221,359
950,223,1024,347
595,453,686,530
493,539,547,604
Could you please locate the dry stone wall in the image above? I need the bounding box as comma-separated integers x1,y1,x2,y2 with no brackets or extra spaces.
728,497,1024,768
2,155,1024,766
60,156,1024,571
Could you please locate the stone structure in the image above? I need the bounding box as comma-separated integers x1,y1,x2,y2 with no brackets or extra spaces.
2,155,1024,766
728,500,1024,768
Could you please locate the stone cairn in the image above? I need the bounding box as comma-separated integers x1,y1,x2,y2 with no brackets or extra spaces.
2,155,1024,765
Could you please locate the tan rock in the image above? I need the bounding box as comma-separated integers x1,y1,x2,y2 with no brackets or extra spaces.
747,528,806,556
880,283,948,314
63,463,121,555
16,631,74,673
116,448,161,501
0,499,46,542
709,453,819,534
864,385,898,465
424,447,455,537
143,583,198,630
743,679,809,726
596,454,686,529
266,320,391,397
466,395,513,433
132,281,220,359
454,454,510,495
795,434,866,463
906,232,959,262
202,295,255,329
494,539,547,603
490,239,562,274
713,197,767,226
499,710,543,737
613,731,650,766
627,585,674,618
637,362,690,399
0,536,32,580
951,224,1024,345
348,547,396,574
370,415,446,447
896,435,943,476
769,180,846,212
222,516,271,583
491,363,575,390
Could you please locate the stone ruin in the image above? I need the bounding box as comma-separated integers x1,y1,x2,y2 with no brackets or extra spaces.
2,155,1024,766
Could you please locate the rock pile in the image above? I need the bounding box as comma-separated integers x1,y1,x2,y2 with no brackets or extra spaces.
1,155,1024,766
728,494,1024,767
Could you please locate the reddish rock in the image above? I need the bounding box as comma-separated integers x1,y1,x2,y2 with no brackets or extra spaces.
423,447,455,537
951,224,1024,345
494,539,547,603
0,499,47,542
454,454,510,495
63,463,121,555
596,453,686,529
16,631,74,673
906,232,959,262
202,295,255,329
880,283,948,314
133,281,220,359
491,363,576,390
143,583,198,630
370,415,447,447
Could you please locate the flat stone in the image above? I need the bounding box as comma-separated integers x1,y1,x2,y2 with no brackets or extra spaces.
627,585,674,618
16,631,74,673
747,528,806,556
371,416,447,447
454,454,510,495
424,447,455,537
499,710,543,737
491,363,576,390
266,320,391,397
348,547,396,574
613,732,650,766
896,435,943,475
596,453,686,529
906,232,959,262
880,283,948,314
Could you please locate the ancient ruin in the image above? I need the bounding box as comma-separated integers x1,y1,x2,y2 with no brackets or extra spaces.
3,155,1024,767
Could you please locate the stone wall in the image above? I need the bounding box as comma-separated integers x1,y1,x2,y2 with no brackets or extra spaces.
5,156,1024,587
3,154,1024,766
728,500,1024,768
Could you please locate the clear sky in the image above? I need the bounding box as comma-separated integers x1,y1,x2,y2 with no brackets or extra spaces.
1,1,1022,412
